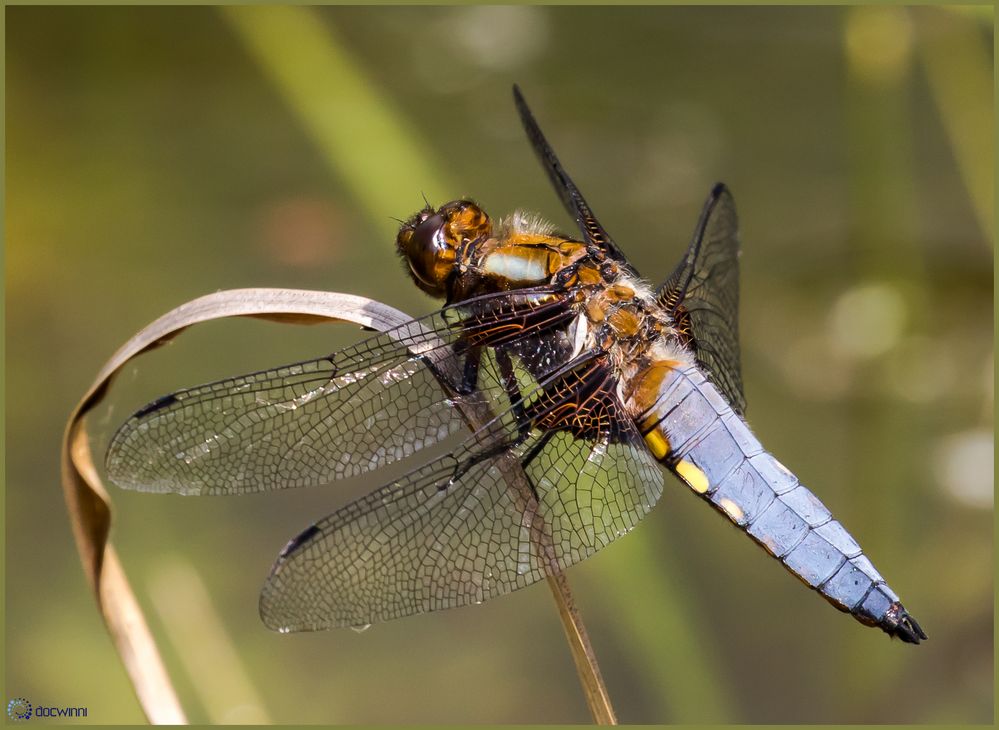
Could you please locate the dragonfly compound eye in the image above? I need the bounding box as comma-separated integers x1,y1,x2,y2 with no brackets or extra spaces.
396,210,455,297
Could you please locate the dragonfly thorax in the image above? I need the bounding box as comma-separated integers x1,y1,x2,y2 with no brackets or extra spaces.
577,273,689,381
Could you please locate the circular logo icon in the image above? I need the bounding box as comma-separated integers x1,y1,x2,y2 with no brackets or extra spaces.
7,698,32,721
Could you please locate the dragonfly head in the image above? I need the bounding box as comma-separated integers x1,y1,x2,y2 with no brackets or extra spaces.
396,200,492,297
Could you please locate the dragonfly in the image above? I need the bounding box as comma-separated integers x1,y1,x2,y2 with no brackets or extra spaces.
106,86,925,644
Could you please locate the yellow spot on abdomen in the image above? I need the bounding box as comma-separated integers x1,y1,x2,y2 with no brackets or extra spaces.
644,430,671,460
719,498,744,521
676,460,710,494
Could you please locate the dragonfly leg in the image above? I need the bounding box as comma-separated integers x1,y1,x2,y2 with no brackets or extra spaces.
519,430,556,501
457,345,482,395
497,348,532,441
445,397,547,494
447,428,531,488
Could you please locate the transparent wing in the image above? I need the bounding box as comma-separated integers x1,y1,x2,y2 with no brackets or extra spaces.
513,85,636,274
658,183,745,414
259,354,664,631
105,288,578,495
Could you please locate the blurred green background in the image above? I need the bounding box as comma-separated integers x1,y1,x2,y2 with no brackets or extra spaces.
6,5,993,724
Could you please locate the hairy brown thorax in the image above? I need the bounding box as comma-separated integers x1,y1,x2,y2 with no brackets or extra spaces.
395,200,686,417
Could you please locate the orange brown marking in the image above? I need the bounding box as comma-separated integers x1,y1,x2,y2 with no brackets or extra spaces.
607,307,640,338
551,242,589,271
576,264,603,286
606,283,635,302
504,232,566,248
623,360,681,419
585,298,607,322
445,205,491,245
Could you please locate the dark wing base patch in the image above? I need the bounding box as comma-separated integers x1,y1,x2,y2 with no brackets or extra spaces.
658,183,746,415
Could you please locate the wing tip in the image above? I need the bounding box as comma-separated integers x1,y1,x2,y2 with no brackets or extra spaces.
708,181,736,208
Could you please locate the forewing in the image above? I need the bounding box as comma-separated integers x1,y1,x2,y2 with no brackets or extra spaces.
513,86,635,273
659,183,745,414
105,288,577,495
259,359,664,631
